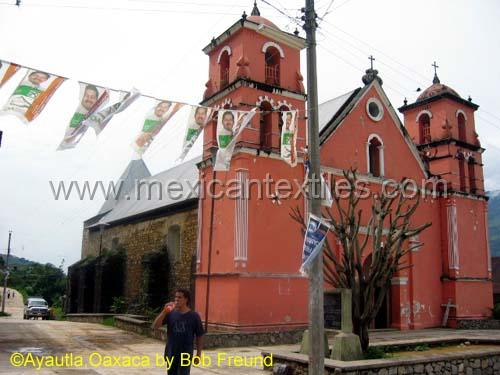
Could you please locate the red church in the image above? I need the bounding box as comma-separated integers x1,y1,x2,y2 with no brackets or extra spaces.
194,4,493,332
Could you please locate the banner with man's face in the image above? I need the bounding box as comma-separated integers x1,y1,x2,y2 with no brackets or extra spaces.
214,108,257,171
280,110,298,167
57,82,110,150
178,105,213,161
1,69,65,123
0,60,20,88
132,100,184,155
82,88,140,135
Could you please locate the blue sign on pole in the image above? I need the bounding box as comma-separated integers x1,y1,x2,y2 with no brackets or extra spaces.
300,214,330,275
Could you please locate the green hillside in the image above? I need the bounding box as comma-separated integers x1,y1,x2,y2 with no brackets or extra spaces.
489,191,500,257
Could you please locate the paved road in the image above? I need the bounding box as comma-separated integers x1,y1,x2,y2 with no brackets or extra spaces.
0,293,277,374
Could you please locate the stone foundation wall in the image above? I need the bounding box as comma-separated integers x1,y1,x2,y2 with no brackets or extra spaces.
66,313,303,349
264,351,500,375
456,319,500,330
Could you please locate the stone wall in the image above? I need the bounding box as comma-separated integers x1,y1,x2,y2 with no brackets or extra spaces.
456,319,500,330
264,350,500,375
80,206,197,306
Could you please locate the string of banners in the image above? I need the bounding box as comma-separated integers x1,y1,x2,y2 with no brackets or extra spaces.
0,59,300,171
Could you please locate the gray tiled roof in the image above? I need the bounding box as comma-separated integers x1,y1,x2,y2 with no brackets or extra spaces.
97,158,152,216
89,156,200,227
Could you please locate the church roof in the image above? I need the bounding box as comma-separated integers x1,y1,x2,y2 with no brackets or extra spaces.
97,158,151,216
88,156,200,228
417,73,461,102
319,89,361,133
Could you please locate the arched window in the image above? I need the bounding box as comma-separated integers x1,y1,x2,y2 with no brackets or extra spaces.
367,135,384,177
167,225,181,262
277,105,290,139
265,47,280,86
219,51,230,89
418,114,431,144
468,157,476,194
457,154,466,192
259,101,273,151
458,113,466,142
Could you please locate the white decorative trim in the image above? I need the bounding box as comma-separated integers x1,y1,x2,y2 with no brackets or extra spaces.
366,97,384,122
485,208,492,272
276,100,293,110
366,134,385,176
261,41,285,58
196,197,202,264
456,109,467,121
416,109,433,123
256,95,275,108
235,170,249,262
391,277,408,285
447,204,460,270
216,46,232,64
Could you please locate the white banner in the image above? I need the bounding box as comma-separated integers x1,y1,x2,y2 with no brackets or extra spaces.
57,83,110,150
82,88,140,135
1,69,65,123
214,108,257,171
178,105,213,161
132,100,184,155
0,60,20,88
280,110,298,167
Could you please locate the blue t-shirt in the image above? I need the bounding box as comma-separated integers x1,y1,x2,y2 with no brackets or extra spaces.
164,310,204,357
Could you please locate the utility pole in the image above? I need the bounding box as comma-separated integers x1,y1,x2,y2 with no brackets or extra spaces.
303,0,324,374
1,231,12,314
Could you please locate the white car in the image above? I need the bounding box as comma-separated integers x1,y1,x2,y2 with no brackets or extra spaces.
23,297,49,320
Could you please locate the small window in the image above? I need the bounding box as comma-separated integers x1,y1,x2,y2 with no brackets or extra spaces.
419,114,431,144
167,225,181,262
368,136,384,177
458,113,466,143
366,98,384,122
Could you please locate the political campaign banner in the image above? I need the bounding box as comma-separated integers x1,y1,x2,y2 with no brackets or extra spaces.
1,69,65,123
82,88,140,135
214,108,257,171
178,105,213,161
300,214,331,276
0,60,20,88
57,82,110,150
132,100,184,155
280,110,298,167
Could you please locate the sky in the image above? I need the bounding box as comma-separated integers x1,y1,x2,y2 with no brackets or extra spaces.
0,0,499,270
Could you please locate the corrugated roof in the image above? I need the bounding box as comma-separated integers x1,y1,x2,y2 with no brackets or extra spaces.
90,156,200,227
97,158,152,216
318,89,359,132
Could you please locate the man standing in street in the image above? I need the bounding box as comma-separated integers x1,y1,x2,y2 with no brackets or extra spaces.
152,289,204,375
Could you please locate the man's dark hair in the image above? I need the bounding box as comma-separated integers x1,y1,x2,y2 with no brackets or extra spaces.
175,289,191,307
29,71,50,80
84,84,99,98
195,106,207,116
222,111,234,121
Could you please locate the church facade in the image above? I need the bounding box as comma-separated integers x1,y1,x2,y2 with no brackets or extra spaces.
67,5,493,331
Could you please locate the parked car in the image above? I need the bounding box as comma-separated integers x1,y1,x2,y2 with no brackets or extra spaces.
24,297,50,320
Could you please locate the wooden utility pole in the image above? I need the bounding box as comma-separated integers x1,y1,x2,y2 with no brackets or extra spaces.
303,0,324,373
1,231,12,314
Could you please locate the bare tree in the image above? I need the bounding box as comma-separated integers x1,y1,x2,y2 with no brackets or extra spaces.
291,169,431,351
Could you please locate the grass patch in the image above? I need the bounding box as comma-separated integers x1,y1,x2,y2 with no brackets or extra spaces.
0,311,11,317
50,307,66,321
102,317,115,327
364,346,391,359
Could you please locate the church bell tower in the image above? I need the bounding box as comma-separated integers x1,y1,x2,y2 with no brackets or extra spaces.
399,66,493,326
194,3,310,331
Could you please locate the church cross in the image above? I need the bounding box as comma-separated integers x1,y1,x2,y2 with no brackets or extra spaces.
369,55,375,70
432,61,439,76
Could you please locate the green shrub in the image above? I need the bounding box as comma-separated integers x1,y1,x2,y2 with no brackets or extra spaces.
110,297,127,314
364,346,390,359
102,317,115,327
492,303,500,320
